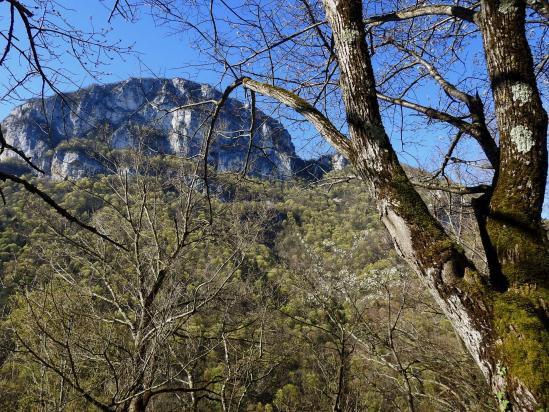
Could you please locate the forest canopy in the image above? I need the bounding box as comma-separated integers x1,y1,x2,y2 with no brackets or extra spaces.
0,0,548,411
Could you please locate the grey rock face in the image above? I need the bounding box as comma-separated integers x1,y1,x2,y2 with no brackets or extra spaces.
292,153,350,180
0,77,298,179
50,149,104,179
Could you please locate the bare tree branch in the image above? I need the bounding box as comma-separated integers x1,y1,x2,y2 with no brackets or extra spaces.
242,77,353,158
0,171,127,250
366,4,478,26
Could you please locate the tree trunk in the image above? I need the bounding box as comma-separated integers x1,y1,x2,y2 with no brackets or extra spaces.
126,396,146,412
479,0,548,288
475,1,549,409
243,0,547,407
319,0,548,410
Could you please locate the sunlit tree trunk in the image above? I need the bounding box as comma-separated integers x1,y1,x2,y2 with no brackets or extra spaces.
475,1,549,409
317,0,548,410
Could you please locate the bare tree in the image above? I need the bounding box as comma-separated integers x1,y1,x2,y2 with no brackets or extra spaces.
1,0,547,408
104,0,548,409
2,148,273,411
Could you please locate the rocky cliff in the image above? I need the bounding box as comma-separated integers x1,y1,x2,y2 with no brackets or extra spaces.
0,77,307,179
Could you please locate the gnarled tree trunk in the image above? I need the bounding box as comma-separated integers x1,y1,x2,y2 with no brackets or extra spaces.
304,0,548,410
243,0,548,408
322,0,548,409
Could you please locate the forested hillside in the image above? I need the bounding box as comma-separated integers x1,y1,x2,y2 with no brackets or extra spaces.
0,164,493,411
0,0,547,409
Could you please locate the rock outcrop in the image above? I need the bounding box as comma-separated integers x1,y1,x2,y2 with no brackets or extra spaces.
1,78,300,179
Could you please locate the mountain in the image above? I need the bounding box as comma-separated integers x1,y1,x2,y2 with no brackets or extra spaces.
0,77,346,179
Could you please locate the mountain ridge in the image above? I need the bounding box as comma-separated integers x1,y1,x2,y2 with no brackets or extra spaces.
0,77,346,180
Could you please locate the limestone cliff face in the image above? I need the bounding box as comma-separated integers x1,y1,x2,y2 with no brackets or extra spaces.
0,78,298,179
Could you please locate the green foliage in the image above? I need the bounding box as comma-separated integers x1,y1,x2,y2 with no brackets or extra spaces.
0,170,494,411
495,365,510,412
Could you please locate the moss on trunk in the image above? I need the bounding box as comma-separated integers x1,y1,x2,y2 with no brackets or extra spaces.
492,288,549,409
486,217,549,287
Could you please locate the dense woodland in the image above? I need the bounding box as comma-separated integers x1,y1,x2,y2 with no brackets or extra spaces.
0,0,548,410
0,156,493,411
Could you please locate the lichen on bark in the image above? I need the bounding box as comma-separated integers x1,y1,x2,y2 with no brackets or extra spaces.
340,28,362,42
498,0,519,14
510,125,535,153
511,83,533,106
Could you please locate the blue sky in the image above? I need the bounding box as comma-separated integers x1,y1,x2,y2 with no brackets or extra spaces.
0,1,335,158
0,2,479,160
0,1,547,215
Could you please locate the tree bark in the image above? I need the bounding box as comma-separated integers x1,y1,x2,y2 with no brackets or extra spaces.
319,0,547,410
243,1,548,408
476,1,549,409
480,0,548,288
